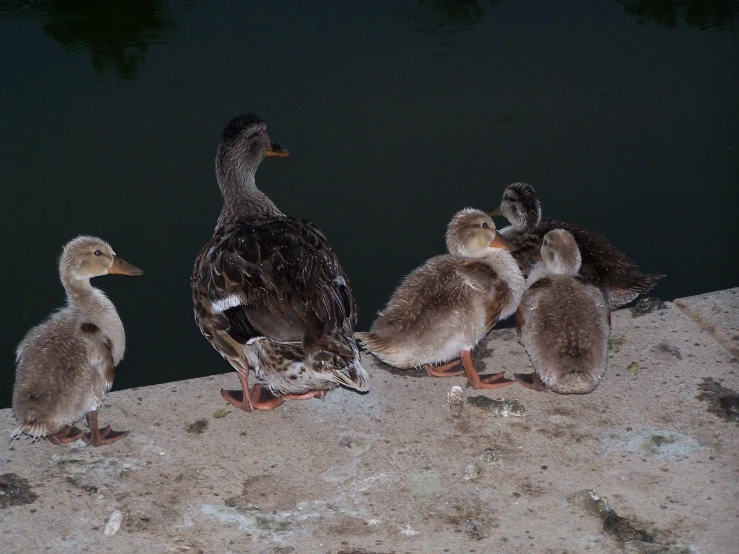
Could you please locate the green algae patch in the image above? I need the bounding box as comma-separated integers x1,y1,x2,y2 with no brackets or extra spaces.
466,396,526,417
697,377,739,422
630,297,667,317
0,473,38,509
213,409,230,419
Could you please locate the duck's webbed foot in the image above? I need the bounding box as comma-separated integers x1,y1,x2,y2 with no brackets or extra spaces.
514,372,548,392
461,351,515,390
84,410,128,447
221,370,259,412
249,384,286,411
283,389,327,401
424,360,465,378
46,425,86,445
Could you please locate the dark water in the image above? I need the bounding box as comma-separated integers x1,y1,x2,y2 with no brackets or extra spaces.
1,0,737,408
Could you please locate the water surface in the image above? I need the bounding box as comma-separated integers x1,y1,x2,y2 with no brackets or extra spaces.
1,0,737,407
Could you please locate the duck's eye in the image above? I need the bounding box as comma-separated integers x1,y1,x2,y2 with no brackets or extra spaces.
481,222,489,229
258,127,265,137
94,250,102,257
503,193,510,201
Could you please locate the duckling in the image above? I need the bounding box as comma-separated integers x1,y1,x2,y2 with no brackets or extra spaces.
11,236,143,446
192,114,369,412
515,229,610,393
490,182,664,308
356,209,525,389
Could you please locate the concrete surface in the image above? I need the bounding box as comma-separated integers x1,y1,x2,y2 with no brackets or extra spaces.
1,289,738,554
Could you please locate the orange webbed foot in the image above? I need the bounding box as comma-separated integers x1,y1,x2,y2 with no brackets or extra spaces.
46,425,86,445
460,351,515,390
424,360,465,377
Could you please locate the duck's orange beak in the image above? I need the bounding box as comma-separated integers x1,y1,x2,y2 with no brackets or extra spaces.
267,142,290,157
107,256,143,276
489,233,513,250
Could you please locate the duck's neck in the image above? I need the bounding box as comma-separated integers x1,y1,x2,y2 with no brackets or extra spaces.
216,152,282,225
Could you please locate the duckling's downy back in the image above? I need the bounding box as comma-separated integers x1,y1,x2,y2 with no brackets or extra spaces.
517,229,610,394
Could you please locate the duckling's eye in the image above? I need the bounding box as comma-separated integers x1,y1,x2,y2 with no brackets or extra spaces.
481,222,489,229
503,193,510,201
258,127,265,137
94,250,102,257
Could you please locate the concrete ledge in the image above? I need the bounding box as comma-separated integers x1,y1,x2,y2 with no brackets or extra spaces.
1,290,738,553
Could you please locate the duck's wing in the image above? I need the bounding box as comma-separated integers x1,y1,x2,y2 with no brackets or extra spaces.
192,217,358,359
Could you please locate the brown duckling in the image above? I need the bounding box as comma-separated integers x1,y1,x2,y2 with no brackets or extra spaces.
11,236,142,446
191,114,369,412
490,182,664,308
515,229,610,393
356,208,525,389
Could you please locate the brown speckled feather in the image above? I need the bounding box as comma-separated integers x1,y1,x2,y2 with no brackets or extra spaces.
192,216,368,394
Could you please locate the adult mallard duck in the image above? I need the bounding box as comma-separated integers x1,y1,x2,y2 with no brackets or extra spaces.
191,113,369,412
356,209,525,389
515,229,610,393
11,236,142,446
490,182,664,309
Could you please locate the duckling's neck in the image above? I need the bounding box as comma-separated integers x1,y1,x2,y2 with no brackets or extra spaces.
62,275,114,315
216,157,283,224
481,250,526,320
62,275,126,363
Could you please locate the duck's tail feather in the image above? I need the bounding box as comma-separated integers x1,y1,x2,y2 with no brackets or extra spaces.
9,421,49,443
330,357,370,392
633,273,666,293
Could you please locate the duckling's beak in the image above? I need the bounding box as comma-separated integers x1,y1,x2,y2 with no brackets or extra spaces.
488,205,504,217
107,256,144,276
267,142,290,157
489,233,513,250
530,250,543,262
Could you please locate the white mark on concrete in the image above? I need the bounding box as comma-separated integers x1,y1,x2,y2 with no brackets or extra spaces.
601,429,706,458
399,523,418,536
103,510,122,536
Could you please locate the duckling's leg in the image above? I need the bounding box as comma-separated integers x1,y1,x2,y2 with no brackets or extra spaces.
46,425,86,445
514,372,548,392
460,351,515,390
84,410,128,447
424,360,465,377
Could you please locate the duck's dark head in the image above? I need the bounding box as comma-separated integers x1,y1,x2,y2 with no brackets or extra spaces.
216,113,289,183
489,182,541,231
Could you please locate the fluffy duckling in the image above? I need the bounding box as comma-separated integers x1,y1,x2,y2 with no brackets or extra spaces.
490,182,664,308
192,114,369,412
357,209,525,389
515,229,610,393
12,236,142,446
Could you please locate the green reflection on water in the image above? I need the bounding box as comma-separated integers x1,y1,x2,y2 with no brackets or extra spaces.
0,0,197,80
614,0,739,32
